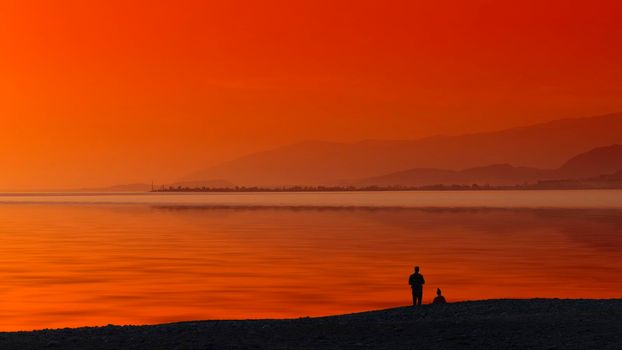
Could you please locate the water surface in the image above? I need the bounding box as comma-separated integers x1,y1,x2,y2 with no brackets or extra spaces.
0,191,621,331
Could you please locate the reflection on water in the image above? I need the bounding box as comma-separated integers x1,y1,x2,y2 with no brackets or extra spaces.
0,202,621,331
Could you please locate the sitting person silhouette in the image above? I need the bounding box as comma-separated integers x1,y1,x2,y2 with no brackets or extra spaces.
408,266,425,306
433,288,446,304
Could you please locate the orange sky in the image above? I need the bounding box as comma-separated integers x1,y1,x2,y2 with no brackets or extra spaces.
1,0,621,190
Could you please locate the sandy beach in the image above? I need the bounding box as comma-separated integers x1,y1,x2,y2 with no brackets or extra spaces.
1,299,621,349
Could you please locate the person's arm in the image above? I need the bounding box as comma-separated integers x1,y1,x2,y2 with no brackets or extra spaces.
422,276,425,284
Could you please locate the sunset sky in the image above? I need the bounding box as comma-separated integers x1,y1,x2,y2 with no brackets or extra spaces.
1,0,621,190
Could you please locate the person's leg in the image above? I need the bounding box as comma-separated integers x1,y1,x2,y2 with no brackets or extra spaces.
417,294,423,305
412,292,416,306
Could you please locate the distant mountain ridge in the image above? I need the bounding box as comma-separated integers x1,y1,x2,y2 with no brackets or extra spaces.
83,142,622,192
182,113,622,187
557,144,622,178
356,144,622,187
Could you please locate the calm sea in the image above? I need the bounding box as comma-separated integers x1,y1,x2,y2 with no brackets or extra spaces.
0,190,621,331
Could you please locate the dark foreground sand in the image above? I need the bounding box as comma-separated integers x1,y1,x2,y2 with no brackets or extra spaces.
1,299,621,349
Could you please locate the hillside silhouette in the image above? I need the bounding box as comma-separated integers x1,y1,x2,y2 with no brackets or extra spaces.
181,113,622,187
557,144,622,178
356,144,622,187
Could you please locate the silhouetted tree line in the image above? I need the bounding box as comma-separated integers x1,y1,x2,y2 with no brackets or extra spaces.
154,184,508,192
152,180,622,192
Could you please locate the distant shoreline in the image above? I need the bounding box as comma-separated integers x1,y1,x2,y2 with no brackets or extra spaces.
2,299,621,349
3,187,622,194
152,184,622,193
2,190,622,210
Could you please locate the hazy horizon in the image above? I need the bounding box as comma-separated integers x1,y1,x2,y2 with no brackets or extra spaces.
3,112,622,192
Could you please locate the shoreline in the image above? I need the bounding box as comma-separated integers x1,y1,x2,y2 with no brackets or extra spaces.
2,299,621,349
1,190,622,210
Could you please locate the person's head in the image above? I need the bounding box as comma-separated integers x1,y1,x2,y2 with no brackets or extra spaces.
414,266,420,273
437,288,442,296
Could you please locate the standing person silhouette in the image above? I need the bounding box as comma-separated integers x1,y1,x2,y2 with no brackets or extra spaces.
408,266,425,306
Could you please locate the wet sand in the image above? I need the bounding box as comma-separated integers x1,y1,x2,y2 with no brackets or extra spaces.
1,299,621,349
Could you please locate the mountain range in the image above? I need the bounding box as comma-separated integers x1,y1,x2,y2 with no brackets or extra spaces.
356,144,622,187
77,112,622,191
181,112,622,187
